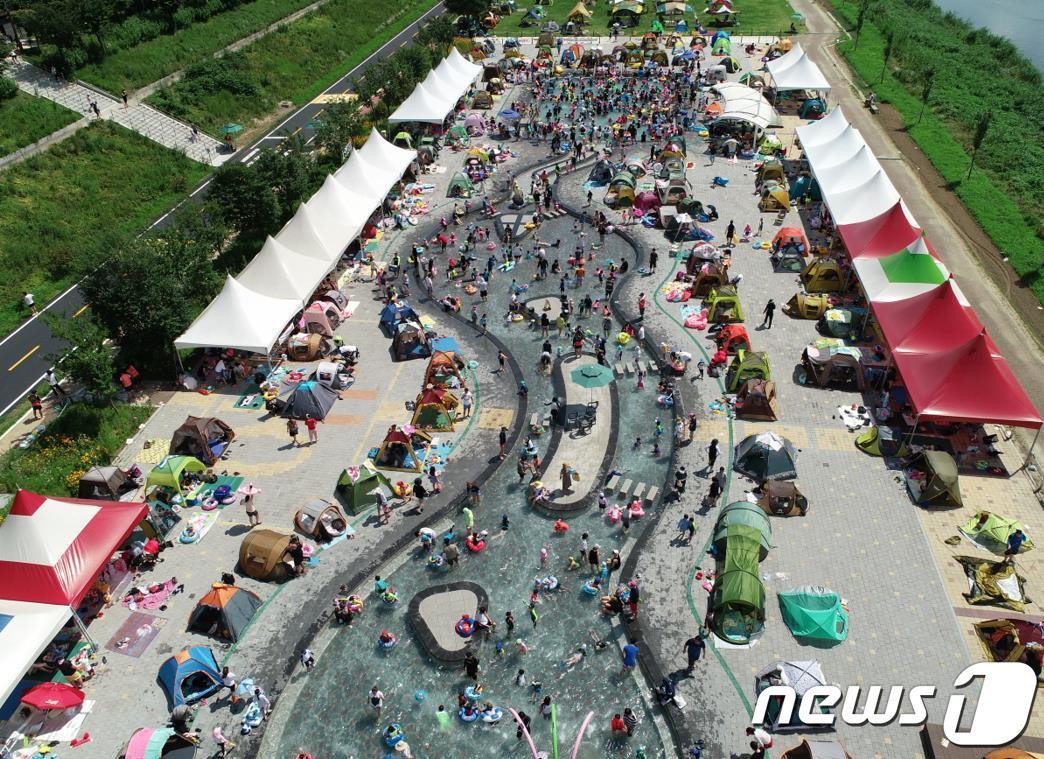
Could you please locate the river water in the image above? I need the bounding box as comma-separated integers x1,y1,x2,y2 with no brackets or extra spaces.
931,0,1044,73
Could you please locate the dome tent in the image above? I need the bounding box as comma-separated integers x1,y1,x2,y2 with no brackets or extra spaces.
276,380,339,421
904,450,961,507
756,480,806,516
169,416,235,466
959,511,1034,555
411,386,459,431
754,660,830,732
78,465,137,500
121,726,199,759
146,455,206,497
378,301,419,335
734,431,797,481
373,424,432,472
336,460,393,515
158,647,223,707
778,585,848,643
187,583,262,642
736,378,778,421
424,350,467,389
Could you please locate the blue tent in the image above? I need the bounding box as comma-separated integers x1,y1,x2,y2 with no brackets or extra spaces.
378,301,419,335
711,30,730,44
158,647,223,707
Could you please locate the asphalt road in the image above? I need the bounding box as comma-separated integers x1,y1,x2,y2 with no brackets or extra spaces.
0,1,445,419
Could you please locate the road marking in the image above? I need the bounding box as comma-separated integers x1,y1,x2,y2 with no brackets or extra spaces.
72,304,89,318
8,345,40,372
0,281,81,350
242,147,261,163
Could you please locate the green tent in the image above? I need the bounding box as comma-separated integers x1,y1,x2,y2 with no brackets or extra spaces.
705,285,743,323
734,432,798,481
448,172,474,198
959,511,1033,555
447,125,470,145
725,349,769,392
651,18,665,32
712,37,731,55
778,586,849,644
146,455,206,497
905,450,961,507
711,524,766,644
393,130,413,148
336,460,392,515
854,425,909,458
713,501,772,559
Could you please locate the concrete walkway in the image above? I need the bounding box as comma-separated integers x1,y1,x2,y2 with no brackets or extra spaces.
2,58,228,166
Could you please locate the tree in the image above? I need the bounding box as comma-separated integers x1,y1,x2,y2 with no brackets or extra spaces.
415,15,455,49
853,0,870,48
443,0,491,18
966,111,992,179
207,161,282,237
313,99,369,170
878,31,894,83
915,67,935,126
13,1,84,70
44,314,118,404
76,0,118,55
81,207,224,373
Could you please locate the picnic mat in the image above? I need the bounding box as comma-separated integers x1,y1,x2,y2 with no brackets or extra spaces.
195,475,244,501
234,384,264,409
137,439,170,465
106,612,166,658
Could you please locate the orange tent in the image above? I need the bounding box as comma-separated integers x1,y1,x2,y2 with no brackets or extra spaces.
772,227,809,255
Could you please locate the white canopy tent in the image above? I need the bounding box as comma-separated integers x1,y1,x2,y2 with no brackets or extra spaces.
305,176,372,249
238,236,333,303
813,144,882,196
765,43,831,92
800,124,864,169
0,599,72,706
711,82,782,131
357,127,416,178
276,205,339,263
175,276,301,355
388,52,481,124
795,105,849,152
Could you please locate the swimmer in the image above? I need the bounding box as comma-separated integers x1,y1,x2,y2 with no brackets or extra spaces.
566,556,580,571
501,514,510,530
517,639,530,655
539,545,549,565
495,642,505,657
515,669,527,687
633,436,641,449
563,643,588,668
436,705,451,732
588,630,610,651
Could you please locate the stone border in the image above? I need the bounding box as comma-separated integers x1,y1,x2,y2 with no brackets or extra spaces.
406,581,489,662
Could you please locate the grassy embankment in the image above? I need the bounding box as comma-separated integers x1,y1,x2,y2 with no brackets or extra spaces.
0,403,154,497
829,0,1043,302
0,91,80,156
0,122,209,334
147,0,440,134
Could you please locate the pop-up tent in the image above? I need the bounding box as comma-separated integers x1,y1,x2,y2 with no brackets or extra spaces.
725,350,770,393
713,502,772,559
778,586,848,644
448,172,475,198
734,431,798,481
411,386,459,431
187,583,262,642
736,378,779,421
756,480,807,516
158,647,223,707
238,528,293,582
973,618,1044,672
146,455,206,497
169,417,235,466
378,301,419,335
277,380,339,421
705,285,744,323
754,660,830,732
710,523,767,644
78,466,137,500
780,739,854,759
955,555,1029,612
904,450,961,507
392,321,431,361
294,499,349,541
121,726,199,759
336,461,393,515
424,350,467,389
959,512,1033,555
373,425,432,472
801,257,847,293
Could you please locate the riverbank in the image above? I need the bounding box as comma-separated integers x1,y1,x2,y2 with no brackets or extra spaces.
827,0,1043,305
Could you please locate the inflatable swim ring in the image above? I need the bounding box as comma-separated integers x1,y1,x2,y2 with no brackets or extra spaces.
628,502,646,519
480,706,504,723
464,685,483,702
498,261,515,271
392,482,413,498
616,332,631,344
179,526,200,544
464,284,478,295
459,708,479,722
606,505,622,524
553,519,570,533
301,543,314,557
384,724,405,746
378,631,398,650
428,554,445,569
510,313,524,322
537,575,560,592
381,590,399,605
582,580,600,595
201,497,219,511
346,595,364,613
414,690,427,702
465,536,486,552
455,615,476,638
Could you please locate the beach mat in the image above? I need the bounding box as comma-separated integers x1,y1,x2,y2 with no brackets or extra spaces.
105,612,166,658
195,475,244,501
234,384,264,410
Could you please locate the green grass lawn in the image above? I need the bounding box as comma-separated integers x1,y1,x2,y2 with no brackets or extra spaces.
0,121,209,334
494,0,799,38
77,0,320,93
147,0,439,133
830,5,1043,302
0,90,81,157
0,403,154,496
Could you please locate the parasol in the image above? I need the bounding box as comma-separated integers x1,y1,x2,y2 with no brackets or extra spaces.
21,683,85,711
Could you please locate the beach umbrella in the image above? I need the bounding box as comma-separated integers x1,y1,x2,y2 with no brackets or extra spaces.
221,124,244,135
21,683,85,711
570,364,615,388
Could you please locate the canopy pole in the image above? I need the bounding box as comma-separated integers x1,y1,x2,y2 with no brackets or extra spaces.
903,413,922,448
72,612,98,653
1017,425,1041,474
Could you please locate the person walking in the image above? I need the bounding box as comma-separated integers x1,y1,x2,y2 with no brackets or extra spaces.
254,686,272,717
712,466,726,498
368,686,385,720
412,477,428,514
499,425,509,460
121,89,129,108
460,387,473,419
303,414,320,444
760,299,776,329
708,475,723,505
620,639,640,675
684,629,706,672
286,418,300,447
212,726,235,756
637,292,647,318
497,350,507,373
45,368,66,398
28,391,43,420
648,248,658,271
376,488,391,524
707,438,719,471
23,292,37,315
676,514,691,541
242,485,261,526
220,667,239,704
623,708,638,736
726,219,736,246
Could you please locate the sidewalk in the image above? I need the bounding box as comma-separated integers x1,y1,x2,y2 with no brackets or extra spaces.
3,58,228,166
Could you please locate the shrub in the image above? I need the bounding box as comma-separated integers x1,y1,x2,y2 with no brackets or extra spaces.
0,76,17,101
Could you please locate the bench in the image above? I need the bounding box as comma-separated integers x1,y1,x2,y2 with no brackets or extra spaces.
613,362,625,377
645,486,659,503
606,474,620,492
530,412,540,427
631,483,645,499
619,479,633,496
